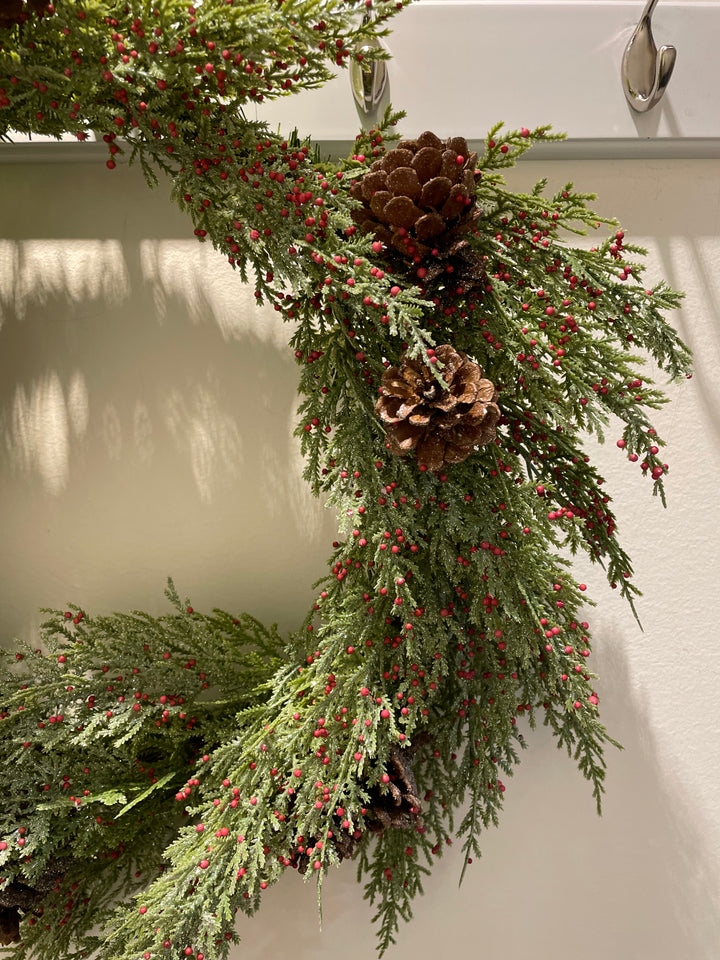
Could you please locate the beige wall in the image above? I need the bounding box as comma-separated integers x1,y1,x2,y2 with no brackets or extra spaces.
0,162,339,638
1,152,719,958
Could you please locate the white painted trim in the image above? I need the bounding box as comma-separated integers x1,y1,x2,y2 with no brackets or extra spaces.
257,1,720,143
1,137,719,165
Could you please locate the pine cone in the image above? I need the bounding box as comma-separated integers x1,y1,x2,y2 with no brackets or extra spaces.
365,741,426,833
350,131,480,260
0,908,20,946
0,0,45,27
290,828,359,873
0,860,67,943
289,737,430,870
0,0,22,27
376,345,499,472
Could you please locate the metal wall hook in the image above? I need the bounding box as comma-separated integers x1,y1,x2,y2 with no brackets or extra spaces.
622,0,676,112
350,15,388,115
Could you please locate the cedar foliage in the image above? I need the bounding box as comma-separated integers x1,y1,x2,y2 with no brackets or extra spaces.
0,2,691,958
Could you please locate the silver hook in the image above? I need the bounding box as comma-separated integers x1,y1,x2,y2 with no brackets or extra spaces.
349,15,388,116
622,0,676,112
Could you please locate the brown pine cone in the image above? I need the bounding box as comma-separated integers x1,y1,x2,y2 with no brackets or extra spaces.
350,131,480,260
289,737,430,871
290,827,359,873
0,0,45,27
375,345,499,472
0,0,23,27
290,733,432,873
0,907,20,946
365,741,427,834
0,859,67,943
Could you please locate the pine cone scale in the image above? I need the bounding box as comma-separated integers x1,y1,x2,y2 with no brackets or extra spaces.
411,147,442,181
383,377,415,397
446,136,470,158
463,168,477,193
396,401,420,420
419,176,451,209
443,443,469,465
416,130,443,150
361,170,388,199
386,166,422,202
415,212,445,241
381,148,415,172
369,191,392,218
416,435,445,472
431,396,457,414
387,421,422,452
408,410,431,426
475,381,497,403
440,149,463,182
436,345,463,372
376,403,402,425
384,196,422,229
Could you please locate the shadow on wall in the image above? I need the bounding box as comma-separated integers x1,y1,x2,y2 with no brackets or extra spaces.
650,100,720,442
655,233,720,445
0,168,338,637
0,237,303,503
227,620,720,960
588,625,720,960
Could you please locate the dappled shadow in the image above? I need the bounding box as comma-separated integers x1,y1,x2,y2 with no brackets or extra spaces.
655,233,720,443
0,238,130,325
0,161,337,641
2,368,88,496
0,235,307,509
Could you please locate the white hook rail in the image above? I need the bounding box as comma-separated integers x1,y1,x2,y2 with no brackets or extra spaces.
257,0,720,159
2,1,719,161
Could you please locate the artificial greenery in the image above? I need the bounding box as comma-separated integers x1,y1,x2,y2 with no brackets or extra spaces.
0,2,692,959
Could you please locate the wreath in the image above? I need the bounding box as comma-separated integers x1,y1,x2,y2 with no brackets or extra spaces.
0,2,691,959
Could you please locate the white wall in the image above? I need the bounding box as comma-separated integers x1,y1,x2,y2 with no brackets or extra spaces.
1,153,719,959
